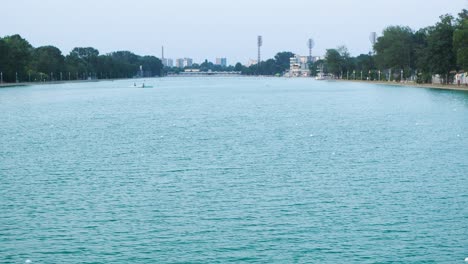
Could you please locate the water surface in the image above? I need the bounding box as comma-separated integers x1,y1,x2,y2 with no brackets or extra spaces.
1,78,467,263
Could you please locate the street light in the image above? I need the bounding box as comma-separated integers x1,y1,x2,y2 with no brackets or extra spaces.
401,69,403,82
1,72,3,84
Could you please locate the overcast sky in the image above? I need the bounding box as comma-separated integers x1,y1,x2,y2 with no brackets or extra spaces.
1,0,466,64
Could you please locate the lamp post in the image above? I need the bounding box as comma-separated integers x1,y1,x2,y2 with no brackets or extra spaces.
378,70,381,81
69,72,71,81
361,71,363,80
401,69,403,82
60,72,63,81
16,72,18,83
1,72,3,84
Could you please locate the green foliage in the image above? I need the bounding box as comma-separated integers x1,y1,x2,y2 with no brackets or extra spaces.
274,52,295,73
234,62,243,72
31,46,65,79
139,56,163,77
1,34,33,82
338,46,356,75
374,26,414,70
355,54,375,79
0,34,165,82
325,49,343,76
240,52,294,76
426,15,456,82
413,28,430,73
453,10,468,70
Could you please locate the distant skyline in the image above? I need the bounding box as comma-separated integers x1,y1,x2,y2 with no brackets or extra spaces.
1,0,467,64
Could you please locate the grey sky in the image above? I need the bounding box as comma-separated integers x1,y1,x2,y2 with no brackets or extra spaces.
1,0,467,64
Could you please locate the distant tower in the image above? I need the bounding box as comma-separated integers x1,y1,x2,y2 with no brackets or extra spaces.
257,36,262,73
307,38,315,62
369,32,377,54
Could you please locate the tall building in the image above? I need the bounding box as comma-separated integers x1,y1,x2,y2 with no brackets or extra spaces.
162,58,174,67
215,58,227,67
183,58,193,68
166,59,174,67
176,58,193,68
176,58,185,68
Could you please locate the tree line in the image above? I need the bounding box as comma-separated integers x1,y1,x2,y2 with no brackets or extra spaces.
0,35,163,83
164,52,295,76
1,9,466,83
315,9,467,84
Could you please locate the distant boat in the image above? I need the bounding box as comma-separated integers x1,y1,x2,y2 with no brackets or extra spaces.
133,83,153,88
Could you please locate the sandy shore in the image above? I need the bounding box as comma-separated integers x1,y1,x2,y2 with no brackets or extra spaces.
338,79,468,92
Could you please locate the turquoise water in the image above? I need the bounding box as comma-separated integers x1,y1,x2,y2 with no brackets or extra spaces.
1,77,467,263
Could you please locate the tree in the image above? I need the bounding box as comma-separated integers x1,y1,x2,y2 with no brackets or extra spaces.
200,59,214,72
1,34,33,82
325,49,342,77
453,9,468,71
108,51,140,78
274,51,295,73
355,54,374,79
374,26,414,72
337,46,355,77
309,59,325,77
426,15,456,83
69,47,100,74
65,53,87,79
31,46,65,80
234,62,243,72
0,38,9,78
139,56,163,77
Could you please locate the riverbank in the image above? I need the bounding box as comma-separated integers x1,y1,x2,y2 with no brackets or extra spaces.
0,78,139,88
338,79,468,92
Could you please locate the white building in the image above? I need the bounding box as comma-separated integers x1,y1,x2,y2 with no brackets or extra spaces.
162,58,174,67
288,55,310,77
175,58,193,68
183,58,193,68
